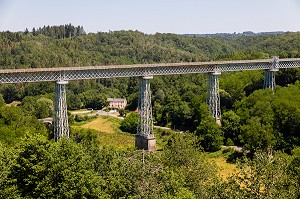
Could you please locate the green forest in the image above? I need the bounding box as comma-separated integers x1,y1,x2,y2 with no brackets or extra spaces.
0,25,300,198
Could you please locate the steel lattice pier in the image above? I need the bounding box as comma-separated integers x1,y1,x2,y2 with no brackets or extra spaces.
263,57,279,90
53,80,69,141
207,70,221,122
136,76,156,150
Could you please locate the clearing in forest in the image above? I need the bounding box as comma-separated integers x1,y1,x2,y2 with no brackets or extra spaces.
82,116,115,134
211,157,239,180
80,116,135,149
80,116,239,179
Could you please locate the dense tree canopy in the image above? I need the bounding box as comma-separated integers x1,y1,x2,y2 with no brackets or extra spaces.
1,129,299,198
120,112,139,134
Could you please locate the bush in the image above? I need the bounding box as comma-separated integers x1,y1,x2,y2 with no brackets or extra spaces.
194,117,223,152
74,114,88,122
226,138,235,146
120,112,138,134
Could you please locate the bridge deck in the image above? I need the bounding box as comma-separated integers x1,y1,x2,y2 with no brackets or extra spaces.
0,58,300,83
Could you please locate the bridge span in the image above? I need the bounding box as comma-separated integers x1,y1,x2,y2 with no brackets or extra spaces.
0,57,300,83
1,57,300,150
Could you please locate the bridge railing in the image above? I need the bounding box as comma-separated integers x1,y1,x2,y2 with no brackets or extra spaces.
1,58,300,83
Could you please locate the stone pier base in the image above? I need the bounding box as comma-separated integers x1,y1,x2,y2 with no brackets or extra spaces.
216,118,221,126
135,135,156,151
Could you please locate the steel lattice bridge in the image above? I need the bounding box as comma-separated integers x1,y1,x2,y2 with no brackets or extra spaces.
1,57,300,150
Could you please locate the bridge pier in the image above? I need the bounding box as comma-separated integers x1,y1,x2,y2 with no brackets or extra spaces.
264,57,279,90
53,80,69,141
136,76,156,151
207,70,221,123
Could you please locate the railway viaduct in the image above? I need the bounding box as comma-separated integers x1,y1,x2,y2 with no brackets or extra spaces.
1,57,300,150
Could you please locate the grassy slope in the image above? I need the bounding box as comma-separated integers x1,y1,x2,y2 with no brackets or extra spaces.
77,115,238,179
77,115,167,150
208,149,239,180
212,157,238,180
78,115,135,150
81,116,116,134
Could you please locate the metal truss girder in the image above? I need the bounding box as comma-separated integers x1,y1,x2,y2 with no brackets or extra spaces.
207,71,221,121
53,80,69,141
0,58,300,83
137,76,154,139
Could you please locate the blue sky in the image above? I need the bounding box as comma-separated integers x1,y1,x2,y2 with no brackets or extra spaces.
0,0,300,34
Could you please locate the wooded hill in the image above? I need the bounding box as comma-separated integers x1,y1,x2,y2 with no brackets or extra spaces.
0,25,300,198
1,25,300,69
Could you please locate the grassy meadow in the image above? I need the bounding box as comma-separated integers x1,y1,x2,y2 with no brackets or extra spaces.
73,114,238,180
76,115,135,150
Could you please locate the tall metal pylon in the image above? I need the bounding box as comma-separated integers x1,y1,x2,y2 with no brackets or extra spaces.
54,80,69,141
264,57,279,90
207,70,221,122
136,76,156,151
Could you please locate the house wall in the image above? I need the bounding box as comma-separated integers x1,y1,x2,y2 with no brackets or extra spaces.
108,100,127,109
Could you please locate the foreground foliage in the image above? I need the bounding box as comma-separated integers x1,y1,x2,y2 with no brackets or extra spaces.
1,132,300,198
213,150,300,199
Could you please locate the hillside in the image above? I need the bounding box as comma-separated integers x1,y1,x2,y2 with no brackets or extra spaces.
1,26,300,70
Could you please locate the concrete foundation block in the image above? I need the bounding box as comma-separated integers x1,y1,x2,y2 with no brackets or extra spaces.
135,135,156,151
